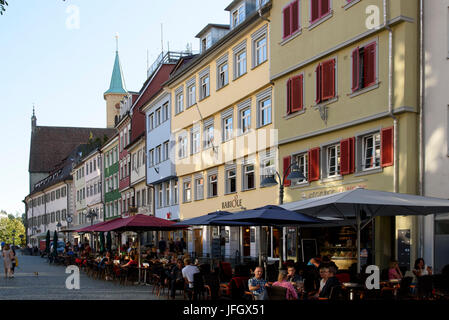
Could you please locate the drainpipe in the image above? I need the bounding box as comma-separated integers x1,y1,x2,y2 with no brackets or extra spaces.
22,199,28,245
418,0,425,261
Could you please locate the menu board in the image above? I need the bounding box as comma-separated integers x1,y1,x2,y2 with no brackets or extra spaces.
211,238,221,258
250,228,255,243
398,229,411,270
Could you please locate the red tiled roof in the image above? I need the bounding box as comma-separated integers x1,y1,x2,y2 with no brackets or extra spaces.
29,126,116,173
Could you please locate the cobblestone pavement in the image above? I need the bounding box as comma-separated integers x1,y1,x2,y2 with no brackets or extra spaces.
0,253,181,300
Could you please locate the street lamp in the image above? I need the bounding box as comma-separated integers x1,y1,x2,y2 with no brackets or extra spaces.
86,209,98,250
261,161,305,270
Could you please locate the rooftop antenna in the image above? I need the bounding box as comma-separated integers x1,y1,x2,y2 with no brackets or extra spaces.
161,23,164,54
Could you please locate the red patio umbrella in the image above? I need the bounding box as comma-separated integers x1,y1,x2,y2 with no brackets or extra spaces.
75,218,121,233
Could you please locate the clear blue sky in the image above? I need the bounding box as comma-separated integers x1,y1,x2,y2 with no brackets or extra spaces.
0,0,230,216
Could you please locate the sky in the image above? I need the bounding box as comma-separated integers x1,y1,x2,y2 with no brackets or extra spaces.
0,0,231,216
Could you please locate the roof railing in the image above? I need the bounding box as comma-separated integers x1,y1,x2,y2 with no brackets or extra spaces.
147,51,197,79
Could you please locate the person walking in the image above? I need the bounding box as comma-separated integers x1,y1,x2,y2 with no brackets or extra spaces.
10,246,16,276
2,244,14,278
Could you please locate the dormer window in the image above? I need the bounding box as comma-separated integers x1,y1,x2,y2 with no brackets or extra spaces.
201,33,212,53
232,4,245,28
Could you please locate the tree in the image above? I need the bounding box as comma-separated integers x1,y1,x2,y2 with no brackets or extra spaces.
0,1,8,16
0,216,26,246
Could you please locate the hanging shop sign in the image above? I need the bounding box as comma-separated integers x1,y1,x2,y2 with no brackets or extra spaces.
221,194,243,210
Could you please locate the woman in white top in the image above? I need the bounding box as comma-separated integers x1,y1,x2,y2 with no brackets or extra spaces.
412,258,432,282
2,244,14,278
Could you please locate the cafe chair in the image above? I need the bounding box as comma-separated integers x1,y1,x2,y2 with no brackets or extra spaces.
267,285,287,300
219,262,233,283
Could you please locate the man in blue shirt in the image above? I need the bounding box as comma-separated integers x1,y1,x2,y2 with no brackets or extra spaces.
248,266,269,300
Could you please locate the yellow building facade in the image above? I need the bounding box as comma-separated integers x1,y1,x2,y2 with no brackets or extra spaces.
165,3,280,261
270,0,420,269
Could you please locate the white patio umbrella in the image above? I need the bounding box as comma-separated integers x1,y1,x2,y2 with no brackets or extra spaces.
280,187,449,273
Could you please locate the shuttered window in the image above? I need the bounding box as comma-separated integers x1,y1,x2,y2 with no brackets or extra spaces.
352,42,377,92
316,59,335,103
286,74,304,115
311,0,331,24
308,148,320,181
283,0,300,39
340,137,355,175
381,127,394,167
283,156,292,186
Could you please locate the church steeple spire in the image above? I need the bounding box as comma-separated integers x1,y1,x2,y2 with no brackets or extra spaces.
31,104,37,134
104,33,127,95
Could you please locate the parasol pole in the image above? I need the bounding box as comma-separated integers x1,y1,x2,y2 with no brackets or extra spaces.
356,205,361,274
138,231,141,284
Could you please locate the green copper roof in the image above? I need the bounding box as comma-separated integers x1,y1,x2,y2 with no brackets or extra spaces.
104,51,127,95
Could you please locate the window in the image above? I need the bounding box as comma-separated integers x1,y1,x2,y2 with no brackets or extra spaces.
223,116,233,142
259,97,272,126
218,63,228,89
310,0,331,24
56,211,60,222
163,141,169,161
173,181,179,204
256,0,269,9
260,156,275,184
56,189,61,199
149,113,154,131
142,189,146,207
178,136,187,159
158,185,163,208
204,124,214,149
208,174,218,197
188,84,196,107
236,50,247,78
61,187,66,197
200,75,210,100
226,169,237,194
165,182,170,206
163,103,169,122
316,58,336,104
149,149,154,167
362,133,381,170
326,144,340,178
232,4,245,28
156,108,161,127
240,108,251,134
183,181,192,203
195,177,204,200
243,164,255,190
191,128,200,154
293,153,308,184
255,36,267,66
201,33,212,53
283,0,300,39
352,42,377,92
51,212,55,223
156,145,161,164
176,92,184,114
287,74,304,114
51,191,55,201
93,159,96,171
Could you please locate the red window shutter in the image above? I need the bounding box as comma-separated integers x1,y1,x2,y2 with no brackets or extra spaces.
320,0,330,17
363,42,376,87
321,59,335,101
311,0,319,23
352,47,360,92
349,137,355,174
286,78,292,115
283,6,291,39
283,156,292,186
381,127,394,167
315,64,322,103
291,0,299,33
308,148,320,181
340,139,350,175
291,75,303,112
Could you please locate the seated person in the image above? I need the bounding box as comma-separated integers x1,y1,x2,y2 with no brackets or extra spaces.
388,260,403,280
286,265,302,283
121,254,138,268
314,265,340,299
167,259,184,299
307,255,321,268
413,258,432,280
248,266,270,300
320,255,338,272
272,269,298,300
182,258,200,300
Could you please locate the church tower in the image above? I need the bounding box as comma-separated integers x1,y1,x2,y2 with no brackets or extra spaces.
104,36,127,128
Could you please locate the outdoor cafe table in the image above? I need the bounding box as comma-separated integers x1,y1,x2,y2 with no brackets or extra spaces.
342,282,365,300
